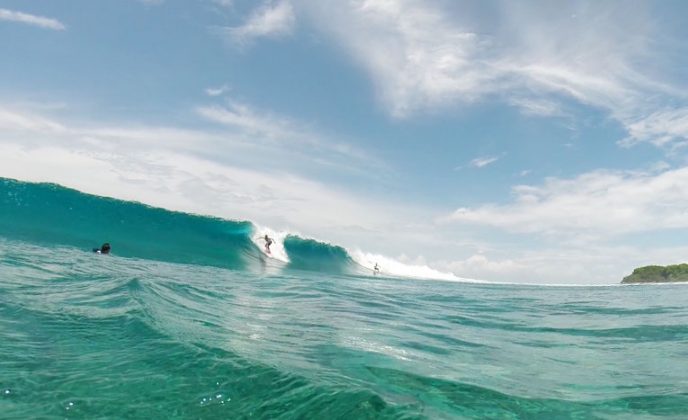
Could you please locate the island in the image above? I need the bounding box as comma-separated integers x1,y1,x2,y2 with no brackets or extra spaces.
622,264,688,284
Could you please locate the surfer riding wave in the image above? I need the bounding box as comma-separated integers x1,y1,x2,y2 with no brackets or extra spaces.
259,234,273,254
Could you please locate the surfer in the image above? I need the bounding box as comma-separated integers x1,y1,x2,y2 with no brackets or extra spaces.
93,243,111,255
373,263,380,275
262,235,273,254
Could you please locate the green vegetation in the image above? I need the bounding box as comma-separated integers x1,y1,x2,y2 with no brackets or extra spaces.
622,264,688,284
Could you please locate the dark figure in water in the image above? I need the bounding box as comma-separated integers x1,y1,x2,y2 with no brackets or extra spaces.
263,235,273,254
93,243,111,254
374,263,380,275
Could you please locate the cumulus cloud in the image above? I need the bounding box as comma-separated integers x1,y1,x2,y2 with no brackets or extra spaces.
448,166,688,238
225,0,295,45
436,245,688,285
0,8,66,30
438,254,529,283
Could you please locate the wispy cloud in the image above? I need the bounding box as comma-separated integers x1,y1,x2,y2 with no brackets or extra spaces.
297,1,688,149
469,155,500,169
196,102,292,139
195,100,377,170
0,108,66,133
205,85,230,97
508,97,565,118
0,8,66,30
0,101,381,188
300,0,495,117
225,0,295,45
620,107,688,149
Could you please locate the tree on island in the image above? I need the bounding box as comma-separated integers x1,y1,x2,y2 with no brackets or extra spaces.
622,263,688,283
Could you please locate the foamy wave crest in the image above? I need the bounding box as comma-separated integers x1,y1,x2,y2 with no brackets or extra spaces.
250,224,290,263
349,250,478,282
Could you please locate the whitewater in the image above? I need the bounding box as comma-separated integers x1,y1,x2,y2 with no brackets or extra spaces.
1,178,688,418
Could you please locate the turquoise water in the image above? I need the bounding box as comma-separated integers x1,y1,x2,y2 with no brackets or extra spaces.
1,179,688,418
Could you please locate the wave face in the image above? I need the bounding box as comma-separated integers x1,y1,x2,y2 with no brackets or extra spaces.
0,178,376,276
283,236,362,275
0,178,259,269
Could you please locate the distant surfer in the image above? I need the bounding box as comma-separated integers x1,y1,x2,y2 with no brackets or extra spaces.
93,243,111,255
373,263,380,275
262,235,273,254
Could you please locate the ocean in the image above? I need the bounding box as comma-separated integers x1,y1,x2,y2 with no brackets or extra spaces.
1,178,687,418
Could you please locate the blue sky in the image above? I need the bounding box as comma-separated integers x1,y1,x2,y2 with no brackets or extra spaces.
2,0,688,283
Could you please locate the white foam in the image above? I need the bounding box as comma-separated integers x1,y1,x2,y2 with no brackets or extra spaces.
250,224,290,263
249,226,486,282
349,249,482,282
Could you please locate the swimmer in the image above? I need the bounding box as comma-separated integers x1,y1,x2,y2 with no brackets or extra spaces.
93,243,111,255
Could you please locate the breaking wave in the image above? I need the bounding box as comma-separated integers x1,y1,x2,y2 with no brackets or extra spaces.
0,178,458,280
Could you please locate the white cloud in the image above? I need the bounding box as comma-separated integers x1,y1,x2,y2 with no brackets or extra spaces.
439,254,529,283
448,166,688,238
0,108,67,133
299,0,497,117
195,100,377,170
297,0,688,147
508,97,565,118
620,108,688,149
205,85,230,97
197,102,293,139
0,100,380,180
0,8,66,30
226,0,295,45
469,155,500,168
436,245,688,285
